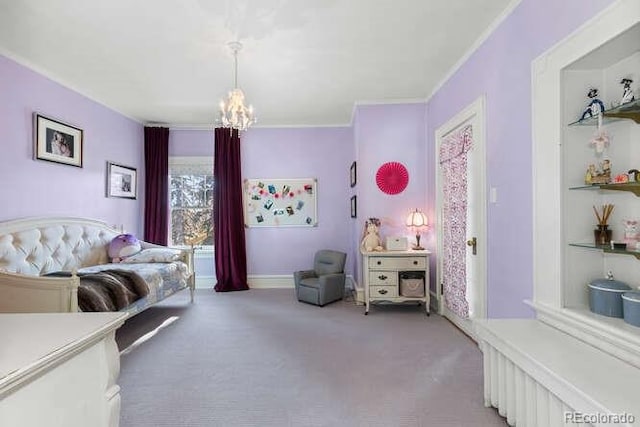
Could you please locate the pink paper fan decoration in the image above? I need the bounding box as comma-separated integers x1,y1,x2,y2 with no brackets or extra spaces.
376,162,409,195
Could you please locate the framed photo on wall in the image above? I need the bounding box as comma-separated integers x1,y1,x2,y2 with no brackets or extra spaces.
107,162,137,199
34,113,83,167
350,195,357,218
350,161,357,187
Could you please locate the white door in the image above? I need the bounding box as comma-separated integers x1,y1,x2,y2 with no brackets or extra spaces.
435,96,487,340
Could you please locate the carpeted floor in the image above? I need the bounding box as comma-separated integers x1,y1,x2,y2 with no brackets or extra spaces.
116,289,507,427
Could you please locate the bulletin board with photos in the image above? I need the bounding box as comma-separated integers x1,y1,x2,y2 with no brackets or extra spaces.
243,178,317,227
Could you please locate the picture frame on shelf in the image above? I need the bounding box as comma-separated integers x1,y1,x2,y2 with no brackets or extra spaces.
350,195,357,218
34,113,83,167
350,161,357,187
106,162,137,199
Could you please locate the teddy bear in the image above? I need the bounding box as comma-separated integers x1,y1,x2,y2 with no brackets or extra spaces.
361,218,384,252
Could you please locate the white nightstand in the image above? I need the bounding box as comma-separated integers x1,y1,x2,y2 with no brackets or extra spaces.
361,249,431,315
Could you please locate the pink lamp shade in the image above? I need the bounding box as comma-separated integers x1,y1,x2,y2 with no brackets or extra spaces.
406,209,428,250
406,209,428,228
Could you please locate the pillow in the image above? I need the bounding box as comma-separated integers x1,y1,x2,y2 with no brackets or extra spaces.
120,248,182,264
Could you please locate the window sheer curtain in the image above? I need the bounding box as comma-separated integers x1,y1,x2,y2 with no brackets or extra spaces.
144,126,169,245
213,128,249,292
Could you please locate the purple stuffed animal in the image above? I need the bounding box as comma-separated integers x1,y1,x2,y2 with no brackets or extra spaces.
108,234,142,263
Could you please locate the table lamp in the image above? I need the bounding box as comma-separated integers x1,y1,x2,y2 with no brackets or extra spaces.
406,209,428,250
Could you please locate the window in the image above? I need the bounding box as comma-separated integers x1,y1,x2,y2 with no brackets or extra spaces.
169,157,214,248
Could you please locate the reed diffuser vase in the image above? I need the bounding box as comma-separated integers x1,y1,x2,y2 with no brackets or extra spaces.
594,224,612,246
593,204,614,246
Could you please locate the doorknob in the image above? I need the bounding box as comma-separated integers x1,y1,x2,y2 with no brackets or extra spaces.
466,237,477,255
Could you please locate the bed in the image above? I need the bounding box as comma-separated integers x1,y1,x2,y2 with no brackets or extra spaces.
0,217,195,314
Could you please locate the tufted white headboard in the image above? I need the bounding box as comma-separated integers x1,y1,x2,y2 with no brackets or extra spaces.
0,217,119,276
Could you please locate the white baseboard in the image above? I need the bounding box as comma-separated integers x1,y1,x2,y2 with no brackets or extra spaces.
195,275,294,289
198,274,357,291
248,275,294,289
352,276,364,305
195,275,215,289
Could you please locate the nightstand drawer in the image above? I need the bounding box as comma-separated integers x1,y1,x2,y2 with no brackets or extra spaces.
369,256,426,270
370,286,398,299
369,271,398,286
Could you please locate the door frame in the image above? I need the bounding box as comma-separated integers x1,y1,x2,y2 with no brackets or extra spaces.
435,95,488,340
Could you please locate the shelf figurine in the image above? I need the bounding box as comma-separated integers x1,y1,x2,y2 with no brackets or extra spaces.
613,173,629,183
585,164,597,184
589,128,610,154
588,159,612,184
622,219,639,248
580,88,606,121
620,78,635,105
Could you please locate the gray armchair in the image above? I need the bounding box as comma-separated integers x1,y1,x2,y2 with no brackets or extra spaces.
294,250,347,306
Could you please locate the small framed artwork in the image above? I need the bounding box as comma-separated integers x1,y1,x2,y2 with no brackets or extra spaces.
34,113,83,167
350,161,357,187
107,162,137,199
350,195,357,218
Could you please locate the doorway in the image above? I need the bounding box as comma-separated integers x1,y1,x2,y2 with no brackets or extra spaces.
435,96,487,339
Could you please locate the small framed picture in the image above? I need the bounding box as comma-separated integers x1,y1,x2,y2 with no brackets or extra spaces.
350,195,357,218
107,162,137,199
34,113,83,167
350,161,357,187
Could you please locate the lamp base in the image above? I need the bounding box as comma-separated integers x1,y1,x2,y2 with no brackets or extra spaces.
412,234,424,250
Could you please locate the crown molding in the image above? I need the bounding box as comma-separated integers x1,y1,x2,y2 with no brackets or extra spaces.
166,123,352,131
349,97,428,126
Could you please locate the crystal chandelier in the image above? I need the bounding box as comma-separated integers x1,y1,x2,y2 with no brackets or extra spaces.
218,41,256,132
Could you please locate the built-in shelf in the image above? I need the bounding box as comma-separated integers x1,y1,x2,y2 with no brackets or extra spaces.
569,242,640,259
564,305,640,336
567,98,640,126
569,182,640,196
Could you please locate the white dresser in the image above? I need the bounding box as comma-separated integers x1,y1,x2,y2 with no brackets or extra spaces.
0,312,126,427
361,249,430,315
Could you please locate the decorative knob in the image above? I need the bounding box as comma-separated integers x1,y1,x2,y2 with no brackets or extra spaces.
378,275,387,280
377,261,381,265
413,260,418,265
378,289,388,295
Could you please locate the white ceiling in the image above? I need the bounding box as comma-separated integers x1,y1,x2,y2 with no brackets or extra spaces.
0,0,515,127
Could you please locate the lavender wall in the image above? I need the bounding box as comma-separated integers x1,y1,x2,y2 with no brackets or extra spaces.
242,127,353,276
169,126,353,277
169,129,212,156
353,103,427,284
425,0,616,317
0,55,144,235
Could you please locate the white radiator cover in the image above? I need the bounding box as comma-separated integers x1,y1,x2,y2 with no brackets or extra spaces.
476,319,640,427
481,341,577,427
